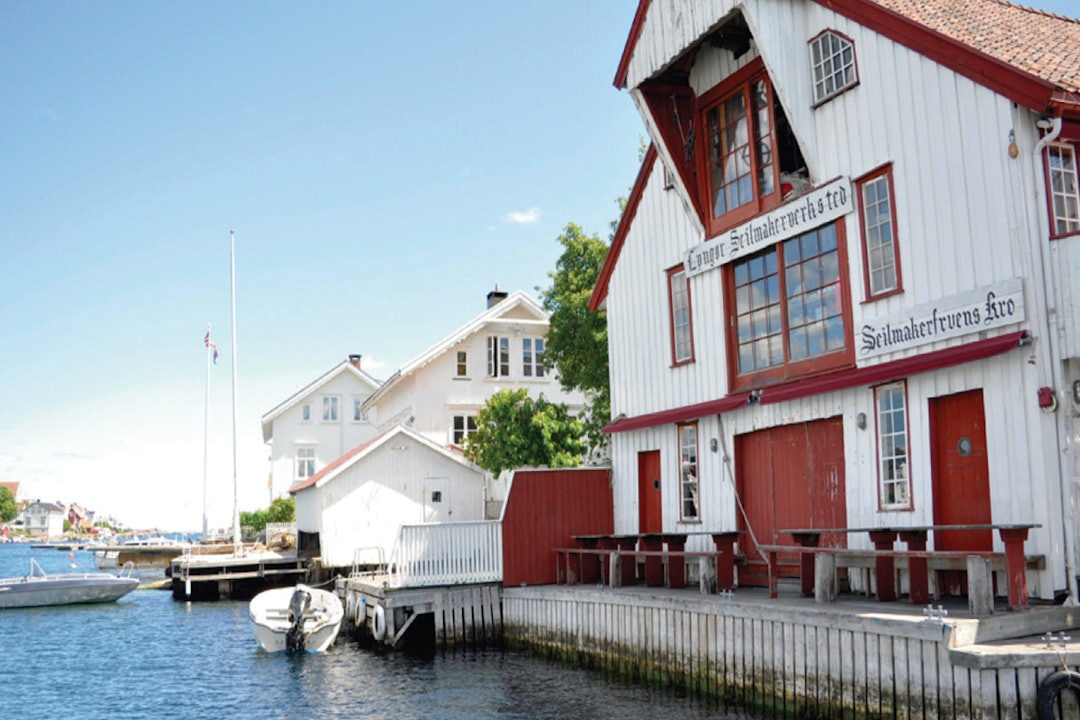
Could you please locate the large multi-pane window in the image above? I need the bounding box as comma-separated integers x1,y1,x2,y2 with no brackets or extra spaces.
678,423,699,521
809,30,858,104
1047,142,1080,237
875,382,910,509
730,222,849,387
668,266,694,365
487,336,510,378
522,338,545,377
857,165,902,299
699,61,778,234
296,447,315,480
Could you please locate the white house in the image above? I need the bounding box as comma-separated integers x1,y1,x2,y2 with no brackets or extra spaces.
261,354,382,501
289,424,486,568
361,288,587,510
24,501,66,539
591,0,1080,601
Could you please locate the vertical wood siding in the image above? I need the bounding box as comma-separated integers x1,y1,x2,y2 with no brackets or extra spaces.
604,0,1066,599
501,468,613,587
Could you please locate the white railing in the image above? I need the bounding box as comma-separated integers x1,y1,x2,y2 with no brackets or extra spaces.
387,520,502,588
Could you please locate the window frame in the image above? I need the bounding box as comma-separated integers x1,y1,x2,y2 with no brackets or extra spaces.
487,336,510,378
300,403,311,422
296,446,315,480
522,337,546,378
455,350,468,378
808,29,859,107
696,59,783,238
321,396,338,422
667,265,695,366
856,163,903,301
725,220,854,391
452,415,477,446
677,422,700,522
1046,140,1080,239
874,381,912,511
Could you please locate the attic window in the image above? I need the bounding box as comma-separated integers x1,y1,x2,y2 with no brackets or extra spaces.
809,30,858,105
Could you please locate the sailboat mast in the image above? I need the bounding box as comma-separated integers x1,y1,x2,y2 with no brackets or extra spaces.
230,230,241,556
203,322,211,540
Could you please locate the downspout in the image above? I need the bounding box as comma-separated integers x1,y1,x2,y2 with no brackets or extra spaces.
1031,116,1078,604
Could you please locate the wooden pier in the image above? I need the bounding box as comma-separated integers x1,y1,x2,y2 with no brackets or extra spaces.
169,550,310,601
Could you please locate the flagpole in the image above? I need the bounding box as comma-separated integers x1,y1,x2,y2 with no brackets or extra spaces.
230,230,241,557
203,322,211,540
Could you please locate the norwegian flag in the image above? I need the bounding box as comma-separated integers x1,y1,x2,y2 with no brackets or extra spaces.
204,330,219,364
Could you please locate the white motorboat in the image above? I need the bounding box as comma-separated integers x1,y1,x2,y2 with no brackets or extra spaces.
0,558,139,609
248,584,344,653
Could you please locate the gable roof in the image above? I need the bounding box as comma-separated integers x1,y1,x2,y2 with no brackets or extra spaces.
288,424,481,494
261,358,381,443
361,290,550,410
0,481,18,498
615,0,1080,114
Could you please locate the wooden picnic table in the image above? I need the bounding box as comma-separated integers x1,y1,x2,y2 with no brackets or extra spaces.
775,524,1040,610
559,531,741,591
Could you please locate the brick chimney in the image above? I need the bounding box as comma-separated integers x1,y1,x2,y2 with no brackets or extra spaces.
348,354,362,369
486,284,508,309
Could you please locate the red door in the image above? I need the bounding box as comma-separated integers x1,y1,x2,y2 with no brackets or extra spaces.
736,418,847,586
929,389,992,595
638,450,663,534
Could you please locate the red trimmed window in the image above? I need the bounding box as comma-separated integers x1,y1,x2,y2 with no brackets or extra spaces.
1047,141,1080,238
667,265,694,365
809,30,858,105
874,381,911,510
678,422,699,521
856,164,902,300
697,60,781,237
728,221,853,389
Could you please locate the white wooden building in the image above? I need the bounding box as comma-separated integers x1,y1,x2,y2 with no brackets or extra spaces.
590,0,1080,602
289,424,486,569
23,501,65,539
261,355,382,501
361,287,587,512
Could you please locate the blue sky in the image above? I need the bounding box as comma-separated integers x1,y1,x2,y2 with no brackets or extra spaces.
2,0,1076,531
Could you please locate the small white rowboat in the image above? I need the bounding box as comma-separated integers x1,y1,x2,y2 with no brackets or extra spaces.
248,584,344,653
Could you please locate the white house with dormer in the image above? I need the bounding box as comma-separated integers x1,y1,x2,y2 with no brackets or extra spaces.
591,0,1080,602
360,288,587,513
261,354,382,501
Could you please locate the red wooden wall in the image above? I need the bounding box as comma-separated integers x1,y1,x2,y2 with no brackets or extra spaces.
501,467,613,587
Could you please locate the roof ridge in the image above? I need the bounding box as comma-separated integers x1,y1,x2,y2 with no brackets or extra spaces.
988,0,1080,24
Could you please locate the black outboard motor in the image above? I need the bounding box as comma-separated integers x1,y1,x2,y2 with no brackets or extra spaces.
285,586,312,652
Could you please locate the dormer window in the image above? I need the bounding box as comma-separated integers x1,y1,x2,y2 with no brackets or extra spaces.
809,30,858,105
697,59,786,236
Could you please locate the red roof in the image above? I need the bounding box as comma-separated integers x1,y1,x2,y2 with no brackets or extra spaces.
615,0,1080,113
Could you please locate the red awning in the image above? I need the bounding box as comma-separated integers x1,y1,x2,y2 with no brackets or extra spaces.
604,392,752,434
758,330,1029,405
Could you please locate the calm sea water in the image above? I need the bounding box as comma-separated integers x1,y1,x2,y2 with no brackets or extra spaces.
0,544,760,720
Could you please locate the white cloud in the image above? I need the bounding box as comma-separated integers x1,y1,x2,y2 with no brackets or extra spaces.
504,207,542,224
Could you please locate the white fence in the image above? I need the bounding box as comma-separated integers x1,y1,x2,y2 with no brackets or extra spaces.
388,520,502,588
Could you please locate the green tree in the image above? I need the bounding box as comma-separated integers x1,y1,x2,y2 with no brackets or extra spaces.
540,221,615,461
0,487,16,523
240,496,295,534
464,388,585,476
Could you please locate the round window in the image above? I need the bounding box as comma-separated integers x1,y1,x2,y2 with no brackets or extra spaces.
957,437,973,457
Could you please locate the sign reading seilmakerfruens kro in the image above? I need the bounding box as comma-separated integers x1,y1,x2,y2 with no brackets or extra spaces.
685,176,854,277
858,278,1025,358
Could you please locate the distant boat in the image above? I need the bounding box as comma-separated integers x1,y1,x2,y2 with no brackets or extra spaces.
0,558,139,609
248,584,344,653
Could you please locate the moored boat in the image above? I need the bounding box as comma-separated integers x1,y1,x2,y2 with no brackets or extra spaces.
248,584,343,653
0,558,139,609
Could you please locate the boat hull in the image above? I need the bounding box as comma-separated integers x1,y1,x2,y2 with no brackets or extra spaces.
249,585,344,653
0,574,139,609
